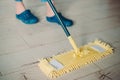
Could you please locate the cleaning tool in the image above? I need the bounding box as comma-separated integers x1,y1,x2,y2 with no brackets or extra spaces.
38,0,113,78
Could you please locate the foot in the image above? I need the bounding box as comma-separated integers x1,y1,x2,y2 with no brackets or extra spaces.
46,13,73,27
16,10,39,24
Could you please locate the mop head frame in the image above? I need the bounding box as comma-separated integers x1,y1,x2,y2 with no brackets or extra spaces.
38,40,113,78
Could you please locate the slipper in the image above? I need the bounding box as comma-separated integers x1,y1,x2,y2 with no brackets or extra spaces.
46,13,73,27
16,10,39,24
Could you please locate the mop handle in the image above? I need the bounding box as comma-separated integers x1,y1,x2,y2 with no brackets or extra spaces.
47,0,70,37
47,0,80,55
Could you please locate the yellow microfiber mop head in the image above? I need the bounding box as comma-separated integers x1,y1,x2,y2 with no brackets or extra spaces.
38,40,113,78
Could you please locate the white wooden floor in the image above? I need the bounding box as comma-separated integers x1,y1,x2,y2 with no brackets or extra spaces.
0,0,120,80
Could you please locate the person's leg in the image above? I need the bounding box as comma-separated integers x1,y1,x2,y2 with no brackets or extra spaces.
16,0,26,14
45,0,55,17
41,0,73,27
15,0,39,24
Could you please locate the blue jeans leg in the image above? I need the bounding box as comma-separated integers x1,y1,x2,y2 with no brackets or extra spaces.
15,0,22,2
41,0,52,2
15,0,52,2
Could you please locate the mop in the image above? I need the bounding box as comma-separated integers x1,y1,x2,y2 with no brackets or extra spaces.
38,0,113,78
